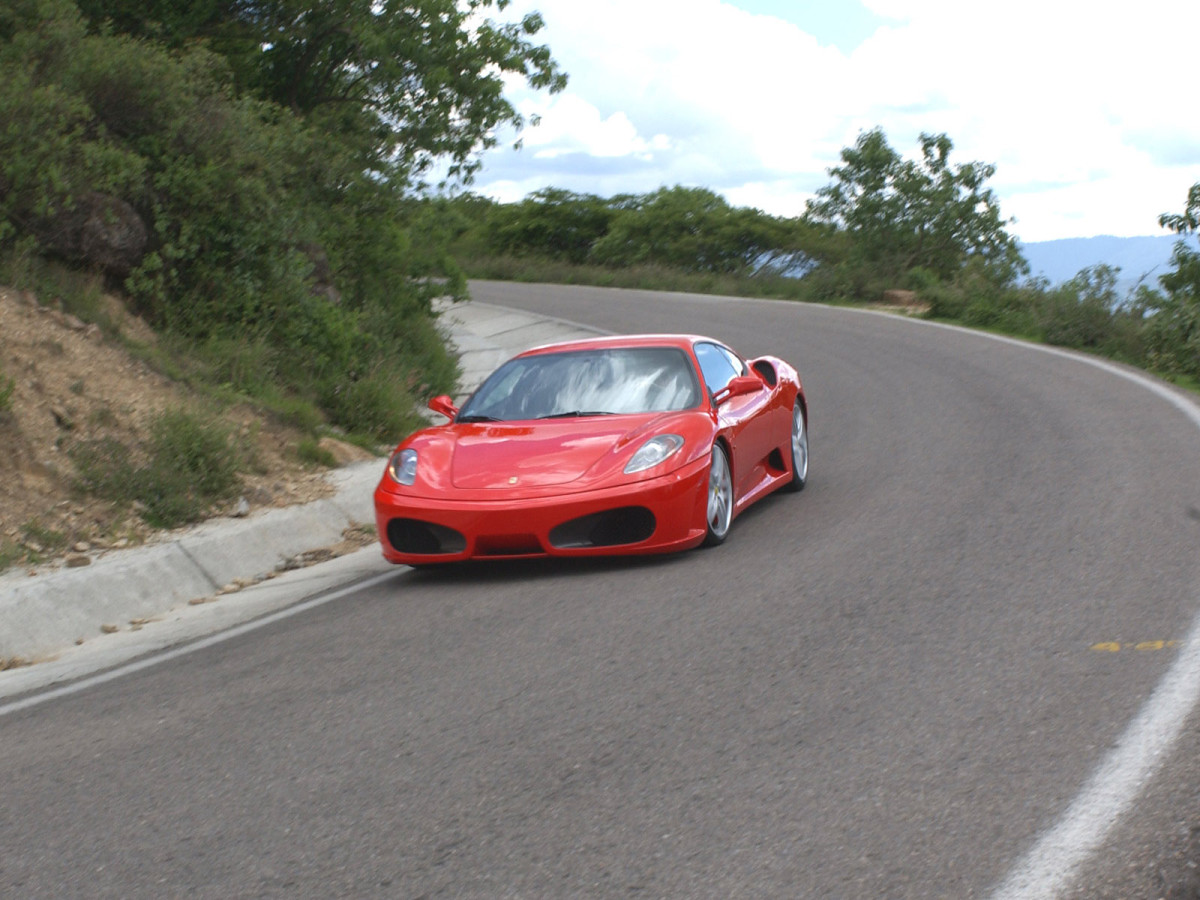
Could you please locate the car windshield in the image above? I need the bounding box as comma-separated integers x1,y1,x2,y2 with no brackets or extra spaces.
458,346,702,421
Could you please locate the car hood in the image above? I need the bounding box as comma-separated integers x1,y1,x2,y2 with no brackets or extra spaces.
448,417,655,489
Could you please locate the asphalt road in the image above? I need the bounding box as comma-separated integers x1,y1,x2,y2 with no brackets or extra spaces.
3,283,1200,898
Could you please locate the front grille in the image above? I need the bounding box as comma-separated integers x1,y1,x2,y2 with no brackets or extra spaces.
548,507,656,549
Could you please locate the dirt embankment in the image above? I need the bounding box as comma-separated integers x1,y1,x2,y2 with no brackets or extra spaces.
0,285,373,573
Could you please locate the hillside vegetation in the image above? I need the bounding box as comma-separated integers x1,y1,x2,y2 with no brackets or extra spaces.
0,0,565,567
0,0,565,438
435,136,1200,388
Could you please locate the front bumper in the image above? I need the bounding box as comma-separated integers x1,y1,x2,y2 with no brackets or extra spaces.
373,455,711,565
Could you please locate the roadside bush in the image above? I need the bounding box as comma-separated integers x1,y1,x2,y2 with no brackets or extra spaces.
1,1,457,442
0,540,22,572
0,368,13,415
71,408,243,527
1035,266,1120,350
19,521,68,558
915,272,968,320
960,294,1031,334
920,259,1037,337
1139,293,1200,379
1136,212,1200,379
0,247,113,330
296,438,337,468
319,363,426,444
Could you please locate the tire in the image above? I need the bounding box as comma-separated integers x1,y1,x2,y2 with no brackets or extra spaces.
703,443,734,547
786,401,808,492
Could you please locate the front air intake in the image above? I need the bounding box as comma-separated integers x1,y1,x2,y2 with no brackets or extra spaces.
386,518,467,555
549,507,656,549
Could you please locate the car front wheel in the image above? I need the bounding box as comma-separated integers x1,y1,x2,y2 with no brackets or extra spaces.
703,443,734,546
787,401,808,492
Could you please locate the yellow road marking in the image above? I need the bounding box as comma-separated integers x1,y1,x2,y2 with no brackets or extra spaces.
1090,641,1180,652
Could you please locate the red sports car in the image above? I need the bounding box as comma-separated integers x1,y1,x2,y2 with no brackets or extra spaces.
374,334,807,565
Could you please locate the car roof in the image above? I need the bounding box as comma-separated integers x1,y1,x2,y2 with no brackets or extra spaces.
515,334,720,358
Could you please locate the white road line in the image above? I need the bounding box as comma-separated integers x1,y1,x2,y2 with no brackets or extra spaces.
993,613,1200,898
0,570,398,719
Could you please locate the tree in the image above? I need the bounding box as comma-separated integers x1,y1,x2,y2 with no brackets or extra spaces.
486,188,615,264
0,0,514,439
591,186,812,275
75,0,567,184
804,128,1022,293
1037,265,1129,351
1137,183,1200,377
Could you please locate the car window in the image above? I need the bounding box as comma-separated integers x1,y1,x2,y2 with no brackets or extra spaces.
458,346,703,421
694,342,744,394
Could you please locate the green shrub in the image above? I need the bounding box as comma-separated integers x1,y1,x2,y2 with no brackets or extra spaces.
71,408,243,528
20,521,67,555
0,246,114,331
1136,230,1200,379
0,0,509,451
1034,266,1120,350
0,369,14,414
148,409,241,498
0,540,23,572
319,364,425,444
296,438,337,468
919,279,969,320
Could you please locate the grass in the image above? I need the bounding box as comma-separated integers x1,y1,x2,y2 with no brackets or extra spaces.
0,524,77,572
0,243,117,335
0,246,430,449
1164,373,1200,395
0,539,25,571
296,437,338,468
0,370,13,415
70,408,246,528
3,521,71,567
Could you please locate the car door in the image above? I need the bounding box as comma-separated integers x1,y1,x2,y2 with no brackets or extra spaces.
694,341,775,502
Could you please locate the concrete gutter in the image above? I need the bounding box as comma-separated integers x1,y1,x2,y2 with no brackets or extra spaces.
0,463,379,663
0,298,602,685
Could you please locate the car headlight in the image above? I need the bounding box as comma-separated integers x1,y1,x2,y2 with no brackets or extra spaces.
624,434,684,474
388,448,418,485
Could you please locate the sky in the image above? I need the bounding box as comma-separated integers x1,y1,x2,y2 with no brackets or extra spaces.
468,0,1200,243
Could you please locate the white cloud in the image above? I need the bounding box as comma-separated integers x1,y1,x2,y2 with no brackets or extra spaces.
472,0,1200,240
516,94,671,160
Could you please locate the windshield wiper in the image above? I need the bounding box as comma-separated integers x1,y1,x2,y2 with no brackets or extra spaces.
538,410,615,419
456,414,503,423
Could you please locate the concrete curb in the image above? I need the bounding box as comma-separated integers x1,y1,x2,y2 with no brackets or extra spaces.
0,461,380,661
0,298,602,666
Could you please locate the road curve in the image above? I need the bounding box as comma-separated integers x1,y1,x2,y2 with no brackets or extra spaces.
2,283,1199,898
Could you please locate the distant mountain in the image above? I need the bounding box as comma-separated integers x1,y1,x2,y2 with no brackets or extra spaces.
1018,235,1194,294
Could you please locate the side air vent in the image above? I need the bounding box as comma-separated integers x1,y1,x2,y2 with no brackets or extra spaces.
752,359,778,386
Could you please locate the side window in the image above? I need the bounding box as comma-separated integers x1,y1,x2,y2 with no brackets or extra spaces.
694,342,743,395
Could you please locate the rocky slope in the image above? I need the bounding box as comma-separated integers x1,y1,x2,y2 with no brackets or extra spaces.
0,285,375,575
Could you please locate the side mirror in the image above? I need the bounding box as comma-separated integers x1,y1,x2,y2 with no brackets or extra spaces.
428,394,458,421
712,373,762,406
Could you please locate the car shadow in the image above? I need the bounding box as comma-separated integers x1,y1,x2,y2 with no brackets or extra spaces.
400,549,694,584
